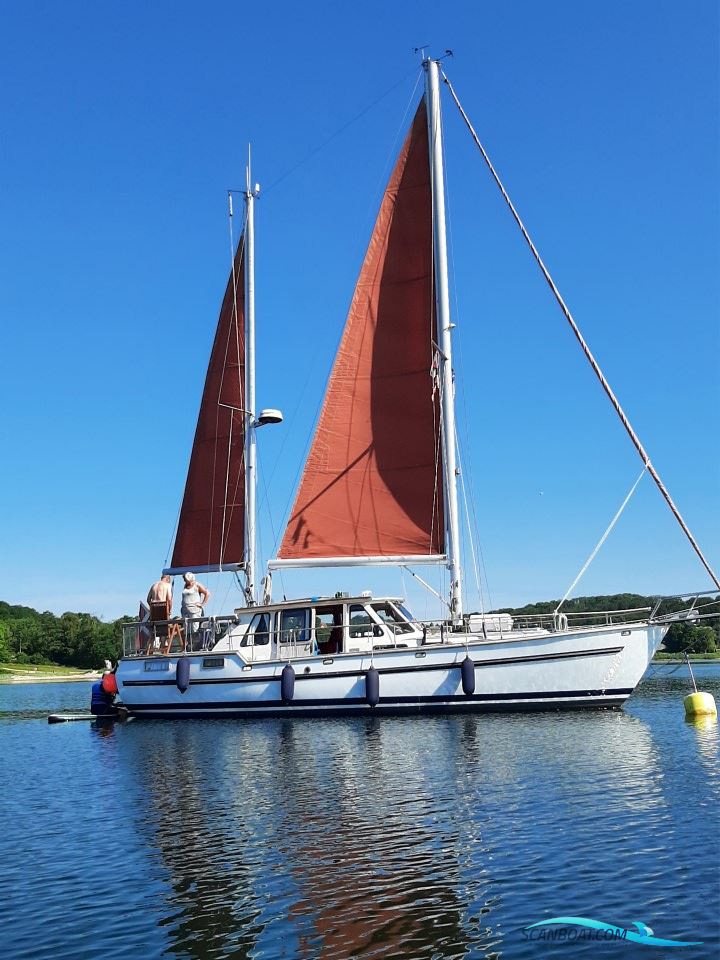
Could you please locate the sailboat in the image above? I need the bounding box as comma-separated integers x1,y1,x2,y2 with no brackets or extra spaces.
114,57,716,718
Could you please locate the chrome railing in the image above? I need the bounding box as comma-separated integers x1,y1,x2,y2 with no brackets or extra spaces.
648,590,720,623
505,606,652,634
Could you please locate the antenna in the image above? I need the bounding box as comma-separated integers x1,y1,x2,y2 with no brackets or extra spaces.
413,44,429,63
415,46,453,64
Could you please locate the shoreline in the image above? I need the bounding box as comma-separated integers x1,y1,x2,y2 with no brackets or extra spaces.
0,671,101,685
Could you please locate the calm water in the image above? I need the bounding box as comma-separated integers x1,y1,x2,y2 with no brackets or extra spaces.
1,665,718,960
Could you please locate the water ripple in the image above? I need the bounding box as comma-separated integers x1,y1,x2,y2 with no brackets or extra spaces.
0,668,718,958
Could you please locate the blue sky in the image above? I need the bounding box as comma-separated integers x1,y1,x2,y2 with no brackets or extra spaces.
1,0,718,620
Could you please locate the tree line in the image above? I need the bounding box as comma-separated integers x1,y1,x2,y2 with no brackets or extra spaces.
0,601,129,669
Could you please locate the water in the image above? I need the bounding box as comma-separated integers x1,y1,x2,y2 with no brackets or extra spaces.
1,665,718,959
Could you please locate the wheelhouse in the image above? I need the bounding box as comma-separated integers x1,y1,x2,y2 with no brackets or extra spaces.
120,594,425,661
230,595,424,662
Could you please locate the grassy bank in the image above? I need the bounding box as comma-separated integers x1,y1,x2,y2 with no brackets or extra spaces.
653,651,720,661
0,662,99,683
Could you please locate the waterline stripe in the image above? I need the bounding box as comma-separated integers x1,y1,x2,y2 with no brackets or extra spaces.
124,689,633,711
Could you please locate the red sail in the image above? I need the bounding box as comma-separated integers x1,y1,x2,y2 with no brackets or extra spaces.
278,102,443,561
170,241,246,571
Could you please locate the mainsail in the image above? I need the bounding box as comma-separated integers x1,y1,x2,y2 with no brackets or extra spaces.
276,102,444,564
169,240,246,572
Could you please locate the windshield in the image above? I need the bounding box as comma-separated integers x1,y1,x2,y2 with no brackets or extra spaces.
371,603,413,634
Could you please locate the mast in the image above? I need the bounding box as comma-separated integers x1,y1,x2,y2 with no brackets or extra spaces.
424,57,463,622
243,153,259,604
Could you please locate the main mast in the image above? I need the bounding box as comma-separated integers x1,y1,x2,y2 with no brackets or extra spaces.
424,57,463,622
243,158,259,604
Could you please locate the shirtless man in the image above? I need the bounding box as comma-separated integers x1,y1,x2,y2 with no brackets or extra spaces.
147,574,173,613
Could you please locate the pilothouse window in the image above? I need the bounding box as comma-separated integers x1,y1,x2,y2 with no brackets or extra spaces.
349,605,375,639
372,603,413,635
279,608,310,644
395,603,418,626
242,612,270,646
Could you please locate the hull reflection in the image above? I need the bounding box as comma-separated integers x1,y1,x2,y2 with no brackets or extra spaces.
118,705,676,959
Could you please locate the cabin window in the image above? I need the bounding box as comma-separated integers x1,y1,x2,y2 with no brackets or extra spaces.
349,605,375,639
372,603,413,635
241,612,271,646
314,606,344,654
279,608,310,644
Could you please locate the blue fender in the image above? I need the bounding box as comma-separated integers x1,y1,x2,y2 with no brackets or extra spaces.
460,655,475,696
281,663,295,704
176,657,191,694
365,666,380,707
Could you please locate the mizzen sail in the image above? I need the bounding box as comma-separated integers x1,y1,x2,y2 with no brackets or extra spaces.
169,240,246,572
277,102,444,564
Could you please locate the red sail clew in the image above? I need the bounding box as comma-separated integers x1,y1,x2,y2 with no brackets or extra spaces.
278,101,443,561
171,240,246,570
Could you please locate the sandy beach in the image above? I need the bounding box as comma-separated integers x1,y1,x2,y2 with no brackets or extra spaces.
0,670,101,684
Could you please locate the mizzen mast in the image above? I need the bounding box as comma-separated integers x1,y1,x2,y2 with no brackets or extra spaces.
424,57,463,621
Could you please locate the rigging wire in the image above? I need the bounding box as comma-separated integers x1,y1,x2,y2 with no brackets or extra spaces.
215,574,236,619
163,500,182,568
260,68,420,196
555,465,648,614
362,71,423,228
441,118,492,615
442,70,720,591
456,439,485,615
257,456,287,599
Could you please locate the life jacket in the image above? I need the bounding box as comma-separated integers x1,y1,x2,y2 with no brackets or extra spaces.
91,680,115,715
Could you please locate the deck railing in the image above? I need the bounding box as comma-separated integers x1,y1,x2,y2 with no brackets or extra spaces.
120,591,718,658
121,615,237,658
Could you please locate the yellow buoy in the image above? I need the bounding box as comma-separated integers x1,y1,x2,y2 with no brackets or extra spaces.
684,691,717,719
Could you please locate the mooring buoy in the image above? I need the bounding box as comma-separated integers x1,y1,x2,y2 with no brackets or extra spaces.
682,653,716,719
684,691,717,719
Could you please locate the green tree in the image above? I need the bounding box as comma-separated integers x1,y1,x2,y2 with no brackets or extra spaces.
0,621,11,661
664,623,718,654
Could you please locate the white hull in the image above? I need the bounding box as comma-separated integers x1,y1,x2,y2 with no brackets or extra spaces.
116,622,666,719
